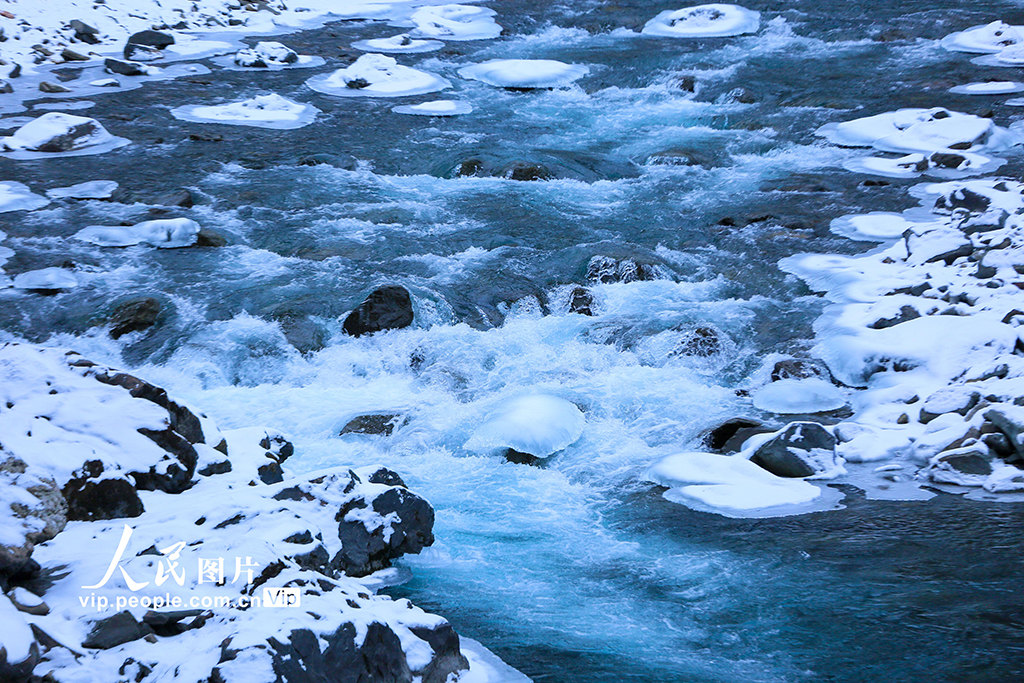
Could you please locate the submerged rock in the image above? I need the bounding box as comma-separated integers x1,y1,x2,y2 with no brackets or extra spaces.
343,285,414,337
750,422,840,478
108,297,161,339
464,394,585,460
340,414,406,436
701,417,770,453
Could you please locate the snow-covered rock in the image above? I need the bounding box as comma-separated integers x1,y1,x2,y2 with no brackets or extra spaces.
0,181,49,212
75,217,201,248
749,422,844,478
46,180,119,200
306,53,451,97
352,33,444,54
12,267,77,291
752,378,848,414
949,81,1024,95
642,4,760,38
816,108,1019,155
171,93,320,129
464,394,586,460
234,41,298,67
409,4,502,41
0,112,129,157
942,20,1024,53
392,100,473,116
458,59,589,89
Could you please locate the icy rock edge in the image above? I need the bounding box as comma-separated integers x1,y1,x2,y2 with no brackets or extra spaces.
0,343,518,683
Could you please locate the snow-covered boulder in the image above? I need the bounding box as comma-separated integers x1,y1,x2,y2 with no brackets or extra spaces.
0,113,128,156
234,41,298,67
46,180,118,200
75,217,201,248
0,594,38,683
0,454,67,577
458,59,589,89
306,53,451,97
409,4,502,41
171,94,320,130
752,378,848,414
353,33,444,54
942,20,1024,53
642,4,760,38
0,181,49,213
464,394,585,462
749,422,842,478
949,80,1024,95
816,108,1019,155
12,267,78,292
392,100,473,116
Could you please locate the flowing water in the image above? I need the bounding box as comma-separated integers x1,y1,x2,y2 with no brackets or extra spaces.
3,1,1024,681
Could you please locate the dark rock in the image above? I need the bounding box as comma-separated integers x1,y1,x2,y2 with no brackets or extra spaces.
874,28,908,41
38,81,72,93
155,188,194,208
142,609,209,637
982,431,1014,459
586,255,660,284
61,48,89,62
701,418,770,453
411,623,470,683
771,358,831,382
673,326,722,357
109,297,160,339
934,448,993,476
195,227,228,247
257,462,284,485
285,530,314,544
346,77,371,89
71,19,100,44
919,387,981,424
502,162,551,181
263,622,414,683
82,611,154,650
339,414,405,436
750,422,838,478
870,305,921,329
934,188,990,214
291,543,330,572
189,132,223,142
125,30,174,53
983,407,1024,460
62,461,144,521
198,459,232,476
8,64,21,79
104,58,147,76
0,80,12,94
259,433,294,463
342,286,414,337
133,428,197,492
504,448,540,465
569,286,594,316
332,486,434,577
930,152,966,170
29,117,99,153
0,637,38,683
365,467,406,488
92,371,206,446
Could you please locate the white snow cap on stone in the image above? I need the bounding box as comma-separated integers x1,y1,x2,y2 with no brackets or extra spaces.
46,180,119,200
0,112,117,153
752,378,848,414
306,53,451,97
0,181,49,212
464,394,585,458
816,108,1020,155
392,100,473,116
409,4,502,41
458,59,589,88
12,267,77,291
75,217,201,248
642,4,760,38
353,34,445,54
235,41,298,66
172,93,320,129
942,20,1024,53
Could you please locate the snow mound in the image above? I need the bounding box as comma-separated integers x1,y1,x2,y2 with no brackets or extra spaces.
642,4,760,38
46,180,119,200
752,378,848,414
75,217,200,248
816,108,1020,155
843,150,1003,180
464,394,585,458
409,4,502,41
171,93,320,129
646,452,825,516
0,112,129,158
306,53,451,97
0,181,49,212
12,267,77,291
353,34,445,54
942,21,1024,53
458,59,589,89
949,81,1024,95
392,100,473,116
236,41,298,66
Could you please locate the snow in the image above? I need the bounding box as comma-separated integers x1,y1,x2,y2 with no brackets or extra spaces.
942,21,1024,54
843,150,1003,180
0,112,130,159
237,41,296,66
949,81,1024,95
458,59,589,89
464,394,586,458
12,267,78,291
646,451,825,515
0,594,34,664
816,108,1019,155
352,34,445,54
75,217,201,248
409,4,502,41
0,181,50,212
306,53,451,98
46,180,119,200
171,93,320,129
751,378,848,414
392,100,473,116
642,4,761,38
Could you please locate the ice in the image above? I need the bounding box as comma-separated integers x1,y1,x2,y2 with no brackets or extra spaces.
392,100,474,116
464,394,585,458
74,217,200,248
942,21,1024,54
646,451,825,515
12,267,77,291
949,81,1024,95
353,34,445,54
843,151,1003,180
0,595,34,664
751,378,848,414
0,181,49,212
171,93,320,130
642,4,761,38
816,108,1019,155
46,180,118,199
458,59,589,89
0,111,129,158
409,4,502,41
33,100,96,111
306,53,451,97
458,637,533,683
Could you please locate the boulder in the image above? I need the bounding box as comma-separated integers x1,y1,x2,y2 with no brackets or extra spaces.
1,113,114,153
108,297,161,338
365,467,407,488
750,422,839,478
983,406,1024,461
919,386,981,424
61,49,89,62
339,414,405,436
333,485,434,577
38,81,72,93
673,326,722,357
104,58,147,77
701,418,770,453
568,286,594,316
81,611,154,650
123,30,174,61
62,460,144,521
926,444,993,487
1,456,68,577
342,286,414,337
586,255,659,283
770,358,832,382
71,19,101,44
234,42,298,68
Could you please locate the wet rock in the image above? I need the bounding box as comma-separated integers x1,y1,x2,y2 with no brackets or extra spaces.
586,255,660,284
155,188,194,208
195,227,228,247
568,286,594,315
919,387,981,424
108,297,161,339
770,358,832,382
333,485,434,577
701,418,771,453
673,326,722,357
62,460,144,521
342,286,414,337
874,28,908,41
38,81,72,93
750,422,838,478
504,448,540,465
104,58,147,76
365,467,406,488
123,30,174,60
502,162,552,181
339,414,405,436
82,611,154,650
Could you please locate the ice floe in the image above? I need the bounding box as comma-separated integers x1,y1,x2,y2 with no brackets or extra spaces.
752,378,848,414
392,100,473,116
45,179,119,200
0,111,129,159
942,21,1024,53
458,59,589,89
949,81,1024,95
12,267,77,291
353,34,445,54
171,93,320,129
464,394,585,459
306,53,450,97
75,217,201,248
0,181,49,212
409,4,502,41
642,4,760,38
